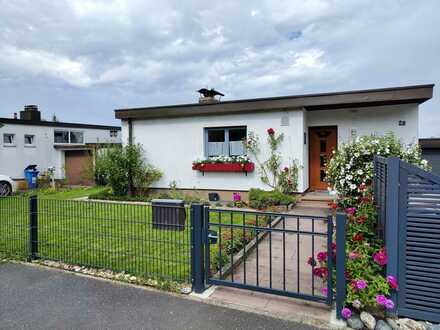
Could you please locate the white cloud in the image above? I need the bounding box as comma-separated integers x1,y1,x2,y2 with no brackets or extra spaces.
0,46,93,88
0,0,438,135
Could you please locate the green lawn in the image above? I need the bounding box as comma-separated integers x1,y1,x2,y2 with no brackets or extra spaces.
0,194,263,283
18,186,108,200
0,196,192,282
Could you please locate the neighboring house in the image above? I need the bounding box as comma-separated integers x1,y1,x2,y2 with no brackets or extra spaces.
419,138,440,175
115,84,433,198
0,105,121,185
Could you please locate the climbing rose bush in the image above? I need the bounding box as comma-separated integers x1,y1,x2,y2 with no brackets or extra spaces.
326,134,429,200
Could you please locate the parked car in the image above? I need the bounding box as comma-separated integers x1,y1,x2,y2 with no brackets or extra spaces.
0,175,16,196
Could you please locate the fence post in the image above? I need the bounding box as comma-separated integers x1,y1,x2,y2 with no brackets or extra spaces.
386,157,400,314
191,203,205,293
28,195,38,262
335,212,347,319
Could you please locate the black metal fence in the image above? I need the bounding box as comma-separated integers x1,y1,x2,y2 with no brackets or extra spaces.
0,196,192,283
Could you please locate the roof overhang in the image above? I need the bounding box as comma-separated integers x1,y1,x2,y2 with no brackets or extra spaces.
115,84,434,120
419,138,440,149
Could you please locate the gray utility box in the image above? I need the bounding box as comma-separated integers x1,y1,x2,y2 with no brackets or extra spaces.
151,199,186,231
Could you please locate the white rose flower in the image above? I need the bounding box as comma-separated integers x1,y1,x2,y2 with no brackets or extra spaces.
350,184,357,190
357,169,363,175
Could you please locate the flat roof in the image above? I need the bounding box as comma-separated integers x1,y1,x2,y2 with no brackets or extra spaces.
0,118,121,130
115,84,434,120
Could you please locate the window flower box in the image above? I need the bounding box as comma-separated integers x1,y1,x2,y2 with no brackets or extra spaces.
192,162,255,175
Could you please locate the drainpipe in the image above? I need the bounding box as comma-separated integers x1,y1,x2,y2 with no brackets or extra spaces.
127,119,134,196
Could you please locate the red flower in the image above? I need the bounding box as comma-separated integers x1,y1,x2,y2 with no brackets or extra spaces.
357,215,367,224
328,202,338,210
283,166,289,172
332,242,336,250
307,257,316,267
267,128,275,135
352,233,364,242
313,267,328,278
317,251,328,262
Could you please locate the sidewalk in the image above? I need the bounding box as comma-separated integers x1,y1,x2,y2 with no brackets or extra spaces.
0,262,316,330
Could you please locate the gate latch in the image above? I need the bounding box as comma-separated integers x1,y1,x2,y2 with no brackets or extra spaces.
208,230,218,244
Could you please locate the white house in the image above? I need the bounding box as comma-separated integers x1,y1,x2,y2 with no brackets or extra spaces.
0,105,121,185
115,84,434,199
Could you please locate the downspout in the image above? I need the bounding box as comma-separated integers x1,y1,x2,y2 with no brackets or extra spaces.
127,119,134,196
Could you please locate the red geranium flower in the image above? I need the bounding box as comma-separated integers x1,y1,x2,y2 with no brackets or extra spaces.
352,233,364,242
267,128,275,135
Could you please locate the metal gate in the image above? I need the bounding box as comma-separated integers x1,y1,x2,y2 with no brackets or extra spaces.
203,207,334,304
374,156,440,323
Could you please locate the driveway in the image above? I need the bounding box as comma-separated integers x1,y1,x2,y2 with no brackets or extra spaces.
0,262,316,330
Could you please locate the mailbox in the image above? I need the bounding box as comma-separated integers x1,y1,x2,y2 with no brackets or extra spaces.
152,199,186,231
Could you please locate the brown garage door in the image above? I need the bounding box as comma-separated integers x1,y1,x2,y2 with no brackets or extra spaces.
65,150,94,186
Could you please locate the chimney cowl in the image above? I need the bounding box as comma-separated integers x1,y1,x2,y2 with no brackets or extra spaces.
20,105,41,121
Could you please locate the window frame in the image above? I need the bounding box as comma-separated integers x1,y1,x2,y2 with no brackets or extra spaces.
110,129,118,137
3,133,16,147
69,130,84,144
24,134,36,147
204,126,247,157
54,129,85,145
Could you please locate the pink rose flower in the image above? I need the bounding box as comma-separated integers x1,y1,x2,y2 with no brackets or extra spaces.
376,294,388,306
385,299,395,310
321,287,328,296
341,307,352,319
373,250,388,266
387,275,399,290
346,207,356,215
356,279,367,290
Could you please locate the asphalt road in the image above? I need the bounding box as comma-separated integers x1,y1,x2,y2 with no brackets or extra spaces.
0,262,316,330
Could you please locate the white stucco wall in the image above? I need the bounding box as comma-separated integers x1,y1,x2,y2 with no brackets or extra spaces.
0,123,121,179
302,103,419,191
124,110,308,192
306,104,419,146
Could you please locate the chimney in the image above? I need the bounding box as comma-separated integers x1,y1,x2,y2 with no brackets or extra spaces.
20,105,41,121
197,88,224,104
13,113,18,119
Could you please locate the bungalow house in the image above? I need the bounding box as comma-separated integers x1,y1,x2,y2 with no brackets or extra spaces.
115,84,434,200
0,105,121,186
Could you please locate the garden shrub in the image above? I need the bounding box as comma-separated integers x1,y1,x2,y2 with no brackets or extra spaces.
326,134,428,202
93,144,162,196
248,188,296,209
310,134,428,318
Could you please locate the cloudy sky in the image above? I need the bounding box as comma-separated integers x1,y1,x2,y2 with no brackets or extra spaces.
0,0,439,136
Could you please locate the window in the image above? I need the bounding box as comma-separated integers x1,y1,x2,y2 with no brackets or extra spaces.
3,133,15,146
70,131,84,144
24,134,35,146
205,126,247,157
110,129,118,137
54,130,69,144
54,130,84,144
